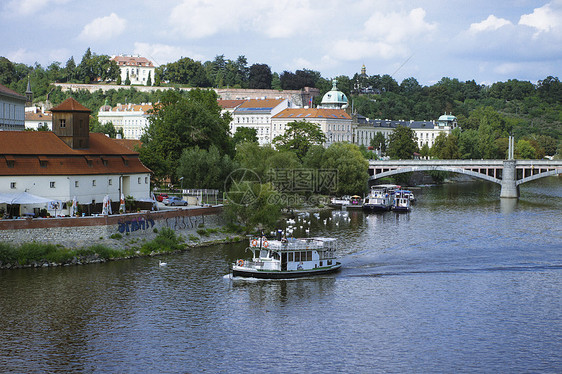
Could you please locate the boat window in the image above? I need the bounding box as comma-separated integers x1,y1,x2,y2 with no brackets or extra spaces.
307,251,312,261
328,260,332,265
294,252,300,262
273,252,280,260
301,251,306,261
288,252,293,262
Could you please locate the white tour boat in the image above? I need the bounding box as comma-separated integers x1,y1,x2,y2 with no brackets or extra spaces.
363,184,399,212
392,189,412,212
231,236,342,279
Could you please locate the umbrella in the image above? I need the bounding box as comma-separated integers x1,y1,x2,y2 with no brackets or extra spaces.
119,193,126,213
102,195,110,215
69,196,77,217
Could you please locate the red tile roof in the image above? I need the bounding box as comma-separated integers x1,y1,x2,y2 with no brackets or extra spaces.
0,132,150,176
111,56,154,67
0,83,25,100
50,97,91,113
217,99,246,109
25,111,52,121
238,98,285,109
272,108,351,119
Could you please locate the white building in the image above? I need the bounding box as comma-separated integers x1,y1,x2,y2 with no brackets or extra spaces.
271,108,353,146
0,83,26,131
230,98,289,145
1,98,151,217
354,114,459,150
25,107,52,130
98,103,153,140
111,55,156,86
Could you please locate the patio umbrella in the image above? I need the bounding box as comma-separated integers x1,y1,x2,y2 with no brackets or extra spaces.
119,193,126,213
102,195,109,215
69,196,77,217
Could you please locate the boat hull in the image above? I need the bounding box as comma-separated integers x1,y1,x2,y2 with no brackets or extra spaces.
232,263,342,279
362,204,391,212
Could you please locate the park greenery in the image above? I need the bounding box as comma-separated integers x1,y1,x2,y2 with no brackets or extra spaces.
2,50,562,230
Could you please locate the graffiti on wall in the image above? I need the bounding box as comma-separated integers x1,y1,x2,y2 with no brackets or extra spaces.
118,215,155,233
164,215,205,230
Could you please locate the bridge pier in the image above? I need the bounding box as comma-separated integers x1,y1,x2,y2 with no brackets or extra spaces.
500,160,519,198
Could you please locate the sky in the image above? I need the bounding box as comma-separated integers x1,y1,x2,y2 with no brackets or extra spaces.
1,0,562,86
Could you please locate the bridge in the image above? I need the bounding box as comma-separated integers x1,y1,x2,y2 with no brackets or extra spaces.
368,159,562,198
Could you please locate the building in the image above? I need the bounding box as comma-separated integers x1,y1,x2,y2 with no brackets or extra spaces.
98,103,153,140
0,83,26,131
111,55,156,86
272,108,352,146
230,98,289,145
0,98,152,216
319,80,349,109
354,113,458,150
25,107,52,130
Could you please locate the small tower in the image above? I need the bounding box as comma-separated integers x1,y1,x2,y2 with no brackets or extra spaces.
50,98,91,149
25,77,33,107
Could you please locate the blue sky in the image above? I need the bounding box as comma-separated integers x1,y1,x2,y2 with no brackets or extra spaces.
1,0,562,86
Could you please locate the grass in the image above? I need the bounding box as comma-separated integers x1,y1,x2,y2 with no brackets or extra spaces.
0,227,186,268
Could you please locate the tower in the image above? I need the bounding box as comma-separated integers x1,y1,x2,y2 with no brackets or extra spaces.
50,98,91,149
25,77,33,107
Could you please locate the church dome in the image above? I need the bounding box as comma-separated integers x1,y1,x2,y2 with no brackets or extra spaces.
321,80,348,109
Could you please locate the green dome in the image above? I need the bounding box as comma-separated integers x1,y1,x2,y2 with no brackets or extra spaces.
321,80,348,109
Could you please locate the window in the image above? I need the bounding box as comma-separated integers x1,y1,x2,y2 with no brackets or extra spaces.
50,181,55,188
75,181,79,188
92,180,96,187
138,177,141,184
10,182,16,189
108,179,112,186
7,160,14,168
40,161,47,168
145,177,148,184
60,119,66,128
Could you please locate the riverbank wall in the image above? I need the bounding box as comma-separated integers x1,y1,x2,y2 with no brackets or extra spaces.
0,206,226,250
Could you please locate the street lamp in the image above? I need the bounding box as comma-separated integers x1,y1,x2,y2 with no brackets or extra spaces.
179,177,184,193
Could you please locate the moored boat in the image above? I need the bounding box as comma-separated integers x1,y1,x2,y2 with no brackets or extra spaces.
392,189,412,212
231,236,342,279
363,184,399,212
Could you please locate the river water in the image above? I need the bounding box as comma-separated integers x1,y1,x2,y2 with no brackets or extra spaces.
1,178,561,373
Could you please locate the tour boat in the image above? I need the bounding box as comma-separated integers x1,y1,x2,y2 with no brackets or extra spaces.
391,189,412,212
231,236,342,279
363,184,399,212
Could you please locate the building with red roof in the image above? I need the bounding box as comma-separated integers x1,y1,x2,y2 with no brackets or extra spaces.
1,98,152,216
111,55,156,86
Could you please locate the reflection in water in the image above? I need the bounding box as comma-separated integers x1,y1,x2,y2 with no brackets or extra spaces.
500,197,518,214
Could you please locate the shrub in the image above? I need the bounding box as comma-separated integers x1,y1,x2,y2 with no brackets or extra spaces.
197,228,209,236
110,233,123,240
188,235,200,241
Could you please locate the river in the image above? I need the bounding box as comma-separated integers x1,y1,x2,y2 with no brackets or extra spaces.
1,178,561,373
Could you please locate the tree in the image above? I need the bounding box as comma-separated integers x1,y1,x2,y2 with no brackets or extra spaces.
139,89,233,183
248,63,272,89
146,72,152,86
273,120,326,160
431,132,460,159
177,145,236,190
224,181,282,232
387,125,419,159
234,141,277,180
516,139,537,159
125,71,131,86
369,132,386,154
233,127,258,145
321,143,369,195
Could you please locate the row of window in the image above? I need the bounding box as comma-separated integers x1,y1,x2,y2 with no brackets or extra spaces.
9,177,149,190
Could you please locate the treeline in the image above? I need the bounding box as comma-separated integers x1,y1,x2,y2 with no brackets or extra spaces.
1,50,561,144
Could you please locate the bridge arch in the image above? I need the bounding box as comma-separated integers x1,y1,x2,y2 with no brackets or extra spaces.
369,166,501,184
517,169,562,186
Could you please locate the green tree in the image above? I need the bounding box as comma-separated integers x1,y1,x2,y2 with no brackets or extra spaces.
431,132,460,159
369,132,386,153
321,143,369,195
177,145,236,190
387,125,419,159
146,72,152,86
273,120,326,160
302,145,326,169
224,181,282,232
248,63,272,89
139,89,233,183
234,142,277,180
233,127,258,145
125,71,131,85
515,139,537,159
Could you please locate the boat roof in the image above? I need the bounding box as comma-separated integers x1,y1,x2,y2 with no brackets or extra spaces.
250,237,337,251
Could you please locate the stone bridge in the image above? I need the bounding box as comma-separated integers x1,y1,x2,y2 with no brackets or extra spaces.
368,159,562,198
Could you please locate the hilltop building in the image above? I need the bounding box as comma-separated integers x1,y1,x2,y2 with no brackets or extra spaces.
230,98,289,145
111,55,156,86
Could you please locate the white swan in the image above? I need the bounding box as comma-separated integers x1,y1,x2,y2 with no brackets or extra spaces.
159,260,167,266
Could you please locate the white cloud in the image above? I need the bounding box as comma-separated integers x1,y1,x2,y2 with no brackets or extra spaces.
78,13,127,42
519,2,562,35
5,0,69,16
133,42,205,66
168,0,324,39
469,15,512,33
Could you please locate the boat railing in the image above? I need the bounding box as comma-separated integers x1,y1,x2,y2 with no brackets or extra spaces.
249,237,337,251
